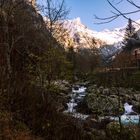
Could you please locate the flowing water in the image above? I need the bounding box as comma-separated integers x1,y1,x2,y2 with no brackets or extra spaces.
64,85,89,120
64,86,139,124
101,102,139,125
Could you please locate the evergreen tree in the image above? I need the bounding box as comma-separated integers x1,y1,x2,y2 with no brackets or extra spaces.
123,18,137,50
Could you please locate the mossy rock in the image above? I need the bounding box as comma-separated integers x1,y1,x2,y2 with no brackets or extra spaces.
106,122,138,140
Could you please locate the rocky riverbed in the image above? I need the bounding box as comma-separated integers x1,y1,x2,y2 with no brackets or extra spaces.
56,81,140,139
77,85,140,116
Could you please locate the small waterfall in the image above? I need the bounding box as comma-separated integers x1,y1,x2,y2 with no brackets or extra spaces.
121,102,139,125
124,102,134,115
64,85,89,119
102,102,139,125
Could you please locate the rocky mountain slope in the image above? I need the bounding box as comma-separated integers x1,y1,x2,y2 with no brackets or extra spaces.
63,17,124,45
62,17,140,59
44,16,140,59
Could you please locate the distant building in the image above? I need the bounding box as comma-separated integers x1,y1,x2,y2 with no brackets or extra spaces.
122,31,140,69
113,40,140,69
131,47,140,68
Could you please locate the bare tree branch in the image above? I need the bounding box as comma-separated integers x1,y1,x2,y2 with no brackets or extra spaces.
116,0,123,5
94,0,140,26
127,0,140,9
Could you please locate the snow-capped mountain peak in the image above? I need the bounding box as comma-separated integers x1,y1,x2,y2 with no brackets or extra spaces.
63,17,126,45
72,17,81,24
60,17,140,61
63,17,140,46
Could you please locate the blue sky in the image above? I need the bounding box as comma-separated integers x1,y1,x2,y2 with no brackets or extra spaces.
38,0,140,31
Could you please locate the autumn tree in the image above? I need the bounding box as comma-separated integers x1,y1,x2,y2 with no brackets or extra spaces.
0,0,53,113
36,0,70,86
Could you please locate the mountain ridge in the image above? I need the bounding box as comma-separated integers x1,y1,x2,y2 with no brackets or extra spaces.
63,17,140,45
63,17,124,45
61,17,140,61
